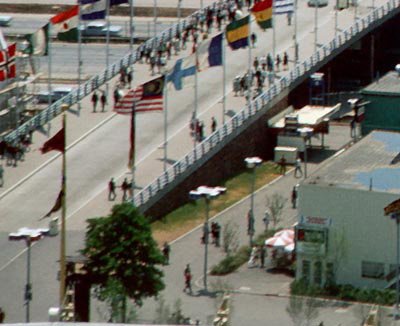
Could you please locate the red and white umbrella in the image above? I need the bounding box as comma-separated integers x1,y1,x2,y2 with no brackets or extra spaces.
274,229,294,240
284,242,295,252
265,235,293,247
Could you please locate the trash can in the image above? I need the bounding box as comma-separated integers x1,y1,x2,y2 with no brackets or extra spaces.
49,217,59,236
48,307,61,322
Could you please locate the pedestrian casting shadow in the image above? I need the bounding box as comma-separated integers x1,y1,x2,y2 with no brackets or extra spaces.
193,289,218,298
158,157,177,166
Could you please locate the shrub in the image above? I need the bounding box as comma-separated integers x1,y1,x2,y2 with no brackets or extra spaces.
211,246,251,275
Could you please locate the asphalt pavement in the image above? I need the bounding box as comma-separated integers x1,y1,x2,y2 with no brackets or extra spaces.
0,0,397,324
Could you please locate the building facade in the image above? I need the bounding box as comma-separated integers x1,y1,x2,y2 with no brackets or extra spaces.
295,130,400,289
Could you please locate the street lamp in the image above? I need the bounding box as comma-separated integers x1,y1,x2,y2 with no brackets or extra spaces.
384,201,400,320
298,127,313,179
189,185,227,292
9,227,48,322
245,157,263,247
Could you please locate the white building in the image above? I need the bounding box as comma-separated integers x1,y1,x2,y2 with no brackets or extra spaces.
295,130,400,289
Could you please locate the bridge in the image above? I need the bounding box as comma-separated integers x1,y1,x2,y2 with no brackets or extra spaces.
4,0,400,219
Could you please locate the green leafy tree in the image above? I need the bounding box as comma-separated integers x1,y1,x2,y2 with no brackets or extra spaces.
82,203,165,318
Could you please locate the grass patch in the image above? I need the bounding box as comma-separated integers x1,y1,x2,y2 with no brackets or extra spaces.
151,162,282,244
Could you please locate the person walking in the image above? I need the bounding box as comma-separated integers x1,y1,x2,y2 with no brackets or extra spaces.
108,177,116,201
263,210,270,232
279,156,286,174
91,91,99,112
101,90,107,112
291,185,298,208
211,117,217,133
294,157,303,177
283,52,289,70
276,54,281,71
162,242,170,265
113,87,121,107
183,264,192,294
0,307,5,323
121,178,130,201
260,244,266,268
0,164,4,187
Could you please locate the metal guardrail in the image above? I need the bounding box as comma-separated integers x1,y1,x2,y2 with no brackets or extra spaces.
132,0,400,211
4,0,400,210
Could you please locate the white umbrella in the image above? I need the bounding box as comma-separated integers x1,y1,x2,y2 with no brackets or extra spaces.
274,229,294,240
284,242,295,252
265,235,293,247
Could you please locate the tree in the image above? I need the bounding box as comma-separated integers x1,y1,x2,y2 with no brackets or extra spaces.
286,295,320,326
266,193,287,228
82,203,165,319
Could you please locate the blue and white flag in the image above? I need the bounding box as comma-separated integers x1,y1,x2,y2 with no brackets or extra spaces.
80,0,106,20
167,57,197,91
273,0,294,14
197,33,223,71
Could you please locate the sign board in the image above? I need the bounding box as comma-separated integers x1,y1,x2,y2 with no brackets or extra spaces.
296,227,327,256
300,216,331,227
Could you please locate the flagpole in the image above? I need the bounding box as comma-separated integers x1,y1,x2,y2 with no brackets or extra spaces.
130,100,136,203
294,0,299,63
154,0,158,38
194,44,198,149
106,0,110,97
163,78,168,172
77,5,82,115
59,111,67,311
273,14,276,75
48,23,53,107
314,0,318,53
222,32,226,125
247,15,252,108
129,0,134,54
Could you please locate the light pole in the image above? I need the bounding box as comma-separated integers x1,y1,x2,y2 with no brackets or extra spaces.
245,157,263,247
384,202,400,320
9,227,47,322
189,186,227,292
314,2,318,53
298,127,313,179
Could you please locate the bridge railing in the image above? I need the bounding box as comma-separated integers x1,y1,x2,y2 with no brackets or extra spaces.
3,0,226,144
133,0,400,210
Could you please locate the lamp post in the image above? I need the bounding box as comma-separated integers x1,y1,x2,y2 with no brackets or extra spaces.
384,202,400,320
245,157,263,246
298,127,313,179
189,186,227,292
9,227,47,322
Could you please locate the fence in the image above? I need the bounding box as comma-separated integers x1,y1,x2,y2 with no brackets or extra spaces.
4,0,400,211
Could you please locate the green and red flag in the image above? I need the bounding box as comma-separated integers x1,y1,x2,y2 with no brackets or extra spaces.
251,0,273,30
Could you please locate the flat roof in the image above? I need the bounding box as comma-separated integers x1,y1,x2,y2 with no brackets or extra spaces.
362,71,400,96
305,130,400,193
272,104,339,128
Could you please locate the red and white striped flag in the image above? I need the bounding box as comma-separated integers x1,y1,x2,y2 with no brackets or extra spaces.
0,43,16,81
114,76,164,114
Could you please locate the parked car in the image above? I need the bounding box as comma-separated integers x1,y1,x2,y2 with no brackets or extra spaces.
36,86,73,104
0,15,12,27
80,22,122,37
308,0,329,6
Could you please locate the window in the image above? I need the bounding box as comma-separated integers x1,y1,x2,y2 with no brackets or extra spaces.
314,261,322,285
302,260,311,283
361,261,384,279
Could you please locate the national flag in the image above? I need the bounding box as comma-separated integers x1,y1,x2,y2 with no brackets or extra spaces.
273,0,294,15
51,5,79,42
114,76,165,114
41,188,63,219
24,23,50,56
226,15,249,50
0,43,16,81
197,33,223,71
80,0,106,20
166,56,197,91
251,0,273,29
40,127,65,154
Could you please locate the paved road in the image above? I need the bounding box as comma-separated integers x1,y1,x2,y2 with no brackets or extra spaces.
0,0,392,323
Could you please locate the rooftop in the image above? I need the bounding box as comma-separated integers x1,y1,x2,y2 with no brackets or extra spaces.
362,71,400,96
305,130,400,193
